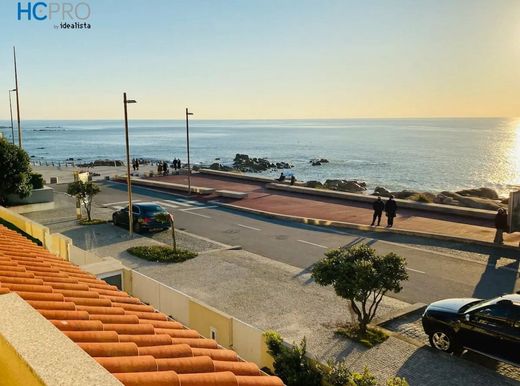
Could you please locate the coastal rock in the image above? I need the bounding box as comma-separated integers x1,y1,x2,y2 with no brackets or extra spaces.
324,179,367,193
310,158,329,166
373,186,391,197
438,191,501,210
456,187,499,200
78,159,124,167
392,190,419,199
209,162,233,172
305,180,324,189
232,153,292,173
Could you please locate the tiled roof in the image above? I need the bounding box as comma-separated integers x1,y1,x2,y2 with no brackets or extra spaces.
0,225,283,386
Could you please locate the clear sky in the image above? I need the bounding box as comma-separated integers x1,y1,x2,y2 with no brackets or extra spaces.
1,0,520,119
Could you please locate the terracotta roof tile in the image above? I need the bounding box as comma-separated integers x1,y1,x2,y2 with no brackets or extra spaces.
0,224,283,386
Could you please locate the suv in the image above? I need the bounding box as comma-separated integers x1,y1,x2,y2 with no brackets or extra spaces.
422,294,520,365
112,202,170,233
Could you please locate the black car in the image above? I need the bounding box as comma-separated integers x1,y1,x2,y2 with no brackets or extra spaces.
422,294,520,365
112,202,170,232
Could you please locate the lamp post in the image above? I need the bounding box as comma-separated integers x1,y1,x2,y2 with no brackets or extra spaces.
123,92,137,236
13,46,22,148
8,89,16,145
185,108,194,195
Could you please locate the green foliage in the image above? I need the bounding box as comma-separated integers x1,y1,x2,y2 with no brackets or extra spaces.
335,324,388,348
348,367,377,386
311,244,408,334
264,331,322,386
0,138,32,205
29,173,45,189
67,180,101,221
322,360,351,386
386,377,409,386
408,193,433,203
127,245,197,263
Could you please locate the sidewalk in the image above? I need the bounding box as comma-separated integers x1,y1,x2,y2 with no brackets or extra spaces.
143,173,520,249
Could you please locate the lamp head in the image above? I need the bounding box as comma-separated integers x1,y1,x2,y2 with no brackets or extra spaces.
126,100,137,104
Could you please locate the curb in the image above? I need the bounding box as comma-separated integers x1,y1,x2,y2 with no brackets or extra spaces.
208,200,520,252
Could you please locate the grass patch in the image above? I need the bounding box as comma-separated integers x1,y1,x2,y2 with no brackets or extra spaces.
0,218,42,246
335,323,389,348
79,219,107,225
127,245,197,263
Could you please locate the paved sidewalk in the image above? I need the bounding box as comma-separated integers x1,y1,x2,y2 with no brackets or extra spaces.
146,174,520,248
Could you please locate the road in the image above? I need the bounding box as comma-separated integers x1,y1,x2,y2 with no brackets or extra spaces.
54,181,520,305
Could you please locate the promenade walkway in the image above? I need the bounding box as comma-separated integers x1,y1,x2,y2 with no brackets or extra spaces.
148,173,520,248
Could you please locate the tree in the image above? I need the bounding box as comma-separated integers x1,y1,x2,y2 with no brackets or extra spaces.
311,244,408,335
0,138,32,205
264,331,322,386
67,180,100,221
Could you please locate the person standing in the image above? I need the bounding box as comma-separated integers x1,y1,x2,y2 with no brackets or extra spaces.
385,195,397,227
494,208,508,244
162,160,168,176
135,159,139,170
371,196,385,226
132,159,136,171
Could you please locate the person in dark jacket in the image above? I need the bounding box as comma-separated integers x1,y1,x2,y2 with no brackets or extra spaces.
385,195,397,227
494,208,508,244
371,196,385,226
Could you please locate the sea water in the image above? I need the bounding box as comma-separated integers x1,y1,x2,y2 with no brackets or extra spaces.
1,118,519,196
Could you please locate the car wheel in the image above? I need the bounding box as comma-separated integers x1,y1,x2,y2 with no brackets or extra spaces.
429,328,459,353
112,214,118,226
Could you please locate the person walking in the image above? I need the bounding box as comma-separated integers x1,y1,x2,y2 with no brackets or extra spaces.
135,159,139,170
132,158,136,171
162,160,168,176
494,208,508,244
385,195,397,227
371,196,385,226
173,158,177,171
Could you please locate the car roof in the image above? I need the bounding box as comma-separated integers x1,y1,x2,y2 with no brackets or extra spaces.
501,294,520,303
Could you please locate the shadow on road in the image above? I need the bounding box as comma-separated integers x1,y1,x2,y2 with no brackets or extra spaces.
472,251,520,298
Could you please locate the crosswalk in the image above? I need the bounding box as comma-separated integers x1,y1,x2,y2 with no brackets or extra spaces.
102,198,210,212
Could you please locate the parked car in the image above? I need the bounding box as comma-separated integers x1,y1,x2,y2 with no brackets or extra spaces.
422,294,520,365
112,202,170,232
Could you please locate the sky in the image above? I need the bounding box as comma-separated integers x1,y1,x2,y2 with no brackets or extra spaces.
1,0,520,119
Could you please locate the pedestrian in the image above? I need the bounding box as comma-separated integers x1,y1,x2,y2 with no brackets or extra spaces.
132,159,135,171
135,159,139,170
290,175,296,185
173,158,177,171
162,160,168,176
385,195,397,227
371,196,385,226
494,208,508,244
157,162,163,175
276,172,285,182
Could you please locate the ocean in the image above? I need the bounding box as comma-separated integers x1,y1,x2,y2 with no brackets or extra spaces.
1,118,519,196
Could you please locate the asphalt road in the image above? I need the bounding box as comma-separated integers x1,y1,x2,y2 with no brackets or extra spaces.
55,181,520,305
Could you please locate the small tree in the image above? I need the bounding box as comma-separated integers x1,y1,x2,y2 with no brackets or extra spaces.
264,331,322,386
312,244,408,335
67,181,100,221
0,138,32,205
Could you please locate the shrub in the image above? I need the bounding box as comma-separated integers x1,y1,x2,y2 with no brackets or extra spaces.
127,245,197,263
349,367,377,386
335,324,388,348
386,377,409,386
264,331,322,386
0,138,32,205
321,360,351,386
29,173,44,189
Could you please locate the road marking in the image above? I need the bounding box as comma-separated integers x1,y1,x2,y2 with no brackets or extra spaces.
178,199,201,205
237,223,261,231
406,267,426,274
156,201,179,209
182,206,217,211
170,200,192,207
297,239,329,249
182,211,212,219
103,200,141,207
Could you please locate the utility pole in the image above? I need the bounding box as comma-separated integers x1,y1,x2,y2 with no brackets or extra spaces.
185,107,194,195
13,46,22,148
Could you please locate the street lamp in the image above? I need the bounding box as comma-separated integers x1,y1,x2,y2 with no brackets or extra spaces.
8,89,16,145
185,107,194,195
123,92,137,236
13,46,22,148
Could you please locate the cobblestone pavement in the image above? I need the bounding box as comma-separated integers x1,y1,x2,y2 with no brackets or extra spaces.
383,311,520,382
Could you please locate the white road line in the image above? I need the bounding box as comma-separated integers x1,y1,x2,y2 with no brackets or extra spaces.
297,239,329,249
112,205,124,210
156,201,179,209
178,199,200,205
406,267,426,274
170,201,192,207
182,206,217,211
182,211,212,219
236,223,261,231
103,200,141,207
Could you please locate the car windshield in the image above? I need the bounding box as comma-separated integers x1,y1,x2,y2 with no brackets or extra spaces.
463,298,500,313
